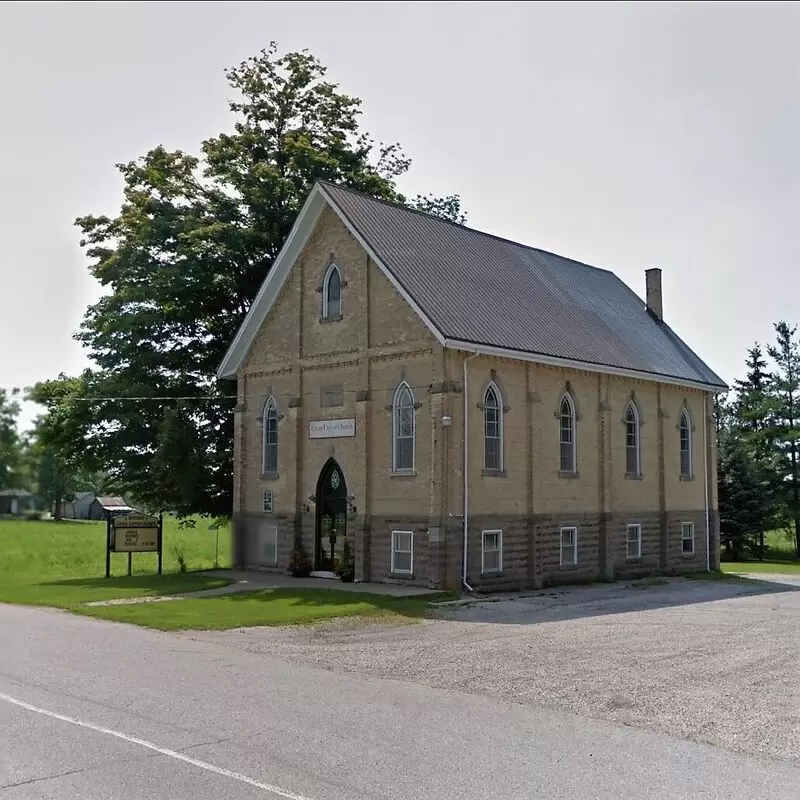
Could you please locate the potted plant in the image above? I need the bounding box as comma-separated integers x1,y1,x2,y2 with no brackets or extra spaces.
337,536,355,583
288,540,312,577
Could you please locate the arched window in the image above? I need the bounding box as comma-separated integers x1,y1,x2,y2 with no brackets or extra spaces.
559,394,576,473
625,402,640,476
392,382,415,471
680,409,692,477
322,263,342,320
262,397,278,474
484,383,503,471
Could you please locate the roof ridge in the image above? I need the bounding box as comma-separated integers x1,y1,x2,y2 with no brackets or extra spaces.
317,180,613,276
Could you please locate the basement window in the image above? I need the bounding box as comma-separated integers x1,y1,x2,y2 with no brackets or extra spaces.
626,523,642,560
682,522,695,555
560,527,577,566
481,530,503,573
391,530,414,574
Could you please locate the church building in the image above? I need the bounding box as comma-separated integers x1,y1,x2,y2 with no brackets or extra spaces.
218,182,727,590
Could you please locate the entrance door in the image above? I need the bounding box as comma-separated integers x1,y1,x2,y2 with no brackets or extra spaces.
315,459,347,573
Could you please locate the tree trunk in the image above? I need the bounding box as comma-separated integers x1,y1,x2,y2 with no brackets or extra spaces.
53,492,63,522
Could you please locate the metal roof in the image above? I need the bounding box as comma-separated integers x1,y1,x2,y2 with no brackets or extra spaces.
322,182,727,390
94,496,133,510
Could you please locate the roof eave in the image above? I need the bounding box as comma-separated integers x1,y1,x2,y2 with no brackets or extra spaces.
443,339,729,393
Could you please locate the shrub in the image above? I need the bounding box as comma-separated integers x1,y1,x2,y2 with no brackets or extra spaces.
172,544,187,572
288,541,312,577
337,536,355,583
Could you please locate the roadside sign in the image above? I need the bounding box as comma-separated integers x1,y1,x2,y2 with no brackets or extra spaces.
105,512,163,578
113,514,159,552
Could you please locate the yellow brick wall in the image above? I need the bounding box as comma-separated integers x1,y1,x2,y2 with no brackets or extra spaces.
235,201,715,542
442,350,711,520
238,206,439,518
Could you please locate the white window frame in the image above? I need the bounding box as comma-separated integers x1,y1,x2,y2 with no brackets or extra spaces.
679,409,692,478
261,396,278,474
625,402,641,476
391,530,414,575
392,382,416,472
481,529,503,574
681,522,695,555
560,526,578,566
559,393,577,473
483,382,503,471
626,523,642,560
321,262,342,320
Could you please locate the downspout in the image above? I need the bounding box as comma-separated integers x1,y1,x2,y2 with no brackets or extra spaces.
463,350,480,592
703,392,711,572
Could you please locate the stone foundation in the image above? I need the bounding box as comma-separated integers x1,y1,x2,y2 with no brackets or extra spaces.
233,508,714,592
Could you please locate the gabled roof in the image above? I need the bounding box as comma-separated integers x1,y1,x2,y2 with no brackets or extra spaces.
219,182,727,391
94,496,133,511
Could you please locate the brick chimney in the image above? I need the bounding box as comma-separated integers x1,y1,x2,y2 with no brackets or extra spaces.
645,268,663,322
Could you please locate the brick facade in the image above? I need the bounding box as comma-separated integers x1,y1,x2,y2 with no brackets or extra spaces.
232,208,720,591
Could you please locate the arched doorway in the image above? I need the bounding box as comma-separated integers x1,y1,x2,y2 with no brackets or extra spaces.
315,459,347,573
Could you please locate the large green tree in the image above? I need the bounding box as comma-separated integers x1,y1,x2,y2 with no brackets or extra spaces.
766,321,800,556
39,44,463,517
724,343,783,555
26,378,104,518
0,389,22,490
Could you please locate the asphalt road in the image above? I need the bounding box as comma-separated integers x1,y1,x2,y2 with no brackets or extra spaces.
1,604,798,800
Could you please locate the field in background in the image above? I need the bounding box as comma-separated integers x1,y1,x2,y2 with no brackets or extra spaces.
720,529,800,574
0,517,232,607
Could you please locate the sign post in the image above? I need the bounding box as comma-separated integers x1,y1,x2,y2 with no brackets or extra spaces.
105,512,162,578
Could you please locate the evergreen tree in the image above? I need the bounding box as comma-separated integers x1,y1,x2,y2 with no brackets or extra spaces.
766,321,800,556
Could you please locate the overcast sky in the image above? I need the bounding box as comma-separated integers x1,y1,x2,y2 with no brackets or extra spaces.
2,1,798,429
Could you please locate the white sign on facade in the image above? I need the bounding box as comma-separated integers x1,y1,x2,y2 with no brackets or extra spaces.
309,418,356,439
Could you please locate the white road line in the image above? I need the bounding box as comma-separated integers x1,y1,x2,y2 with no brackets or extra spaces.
0,692,315,800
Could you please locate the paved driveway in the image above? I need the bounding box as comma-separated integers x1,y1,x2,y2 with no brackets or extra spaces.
193,575,800,765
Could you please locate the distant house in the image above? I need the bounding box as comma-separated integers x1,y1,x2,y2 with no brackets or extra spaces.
57,491,96,520
88,496,135,520
0,489,35,516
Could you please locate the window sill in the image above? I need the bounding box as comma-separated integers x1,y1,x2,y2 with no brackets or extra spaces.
389,571,414,580
480,569,504,577
624,473,644,480
679,474,695,482
481,469,507,478
626,556,642,563
261,471,279,481
681,551,696,559
318,314,343,324
559,563,579,571
558,470,579,480
390,470,417,479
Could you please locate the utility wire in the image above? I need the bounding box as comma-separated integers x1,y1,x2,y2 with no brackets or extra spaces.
33,381,453,403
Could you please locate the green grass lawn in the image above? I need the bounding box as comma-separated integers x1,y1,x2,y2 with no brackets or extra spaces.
720,529,800,575
0,517,232,608
721,560,800,575
0,517,445,629
80,587,443,630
